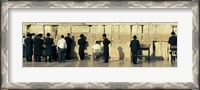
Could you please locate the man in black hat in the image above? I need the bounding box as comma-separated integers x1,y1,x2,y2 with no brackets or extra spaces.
102,34,111,63
24,33,33,62
78,34,86,60
44,33,54,62
168,31,177,46
65,33,72,60
168,31,177,62
34,34,44,62
130,35,140,64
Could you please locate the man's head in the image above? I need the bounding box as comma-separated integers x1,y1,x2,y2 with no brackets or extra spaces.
61,35,64,38
67,33,71,37
80,34,84,38
38,34,43,38
96,41,99,44
32,33,35,36
171,31,176,35
46,33,51,37
26,33,32,37
133,35,137,39
102,34,106,39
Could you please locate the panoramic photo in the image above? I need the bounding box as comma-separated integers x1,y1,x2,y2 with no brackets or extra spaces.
22,22,177,67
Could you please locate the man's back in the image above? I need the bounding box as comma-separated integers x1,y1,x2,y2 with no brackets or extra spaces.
130,39,140,52
168,36,177,46
65,37,72,46
92,44,102,53
103,38,110,47
34,38,43,48
57,38,67,49
45,38,54,45
78,38,86,47
33,38,44,55
25,38,33,46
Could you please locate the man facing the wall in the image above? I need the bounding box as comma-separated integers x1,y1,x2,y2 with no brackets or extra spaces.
45,33,54,62
57,35,67,63
102,34,111,63
78,34,86,60
24,33,33,62
130,35,141,64
34,34,44,62
65,33,72,60
168,31,177,62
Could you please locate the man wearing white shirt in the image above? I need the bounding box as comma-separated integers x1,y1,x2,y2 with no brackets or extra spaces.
92,41,102,60
57,35,67,63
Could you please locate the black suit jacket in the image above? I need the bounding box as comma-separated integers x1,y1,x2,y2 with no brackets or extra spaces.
24,37,33,56
78,38,86,55
168,35,177,46
65,37,72,48
34,38,44,55
130,39,140,52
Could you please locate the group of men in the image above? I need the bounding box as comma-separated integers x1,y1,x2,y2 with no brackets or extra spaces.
23,31,177,64
24,33,73,63
23,33,111,63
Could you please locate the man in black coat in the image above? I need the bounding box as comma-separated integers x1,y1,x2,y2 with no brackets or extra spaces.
78,34,86,60
130,35,140,64
168,31,177,46
168,31,177,62
34,34,44,62
24,34,33,62
45,33,54,62
65,33,72,60
102,34,110,63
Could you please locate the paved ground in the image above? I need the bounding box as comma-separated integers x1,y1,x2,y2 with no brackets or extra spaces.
23,59,177,67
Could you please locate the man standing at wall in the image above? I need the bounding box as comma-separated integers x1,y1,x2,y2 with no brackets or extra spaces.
168,31,177,62
78,34,86,60
57,35,67,63
130,35,141,64
65,33,72,60
34,34,44,62
24,33,33,62
45,33,54,62
102,34,111,63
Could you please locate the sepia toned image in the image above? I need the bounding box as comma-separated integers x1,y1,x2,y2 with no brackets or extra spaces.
22,22,177,67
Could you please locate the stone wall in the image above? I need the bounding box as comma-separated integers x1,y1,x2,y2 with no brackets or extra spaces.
23,23,177,61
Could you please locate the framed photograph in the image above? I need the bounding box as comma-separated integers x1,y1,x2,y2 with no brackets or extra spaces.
1,1,199,89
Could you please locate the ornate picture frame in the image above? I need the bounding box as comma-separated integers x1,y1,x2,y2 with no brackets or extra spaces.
1,1,199,89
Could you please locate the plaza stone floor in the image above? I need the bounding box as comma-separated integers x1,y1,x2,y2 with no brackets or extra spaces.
23,59,177,67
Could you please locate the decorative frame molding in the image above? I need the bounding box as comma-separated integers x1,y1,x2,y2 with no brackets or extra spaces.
1,1,199,89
